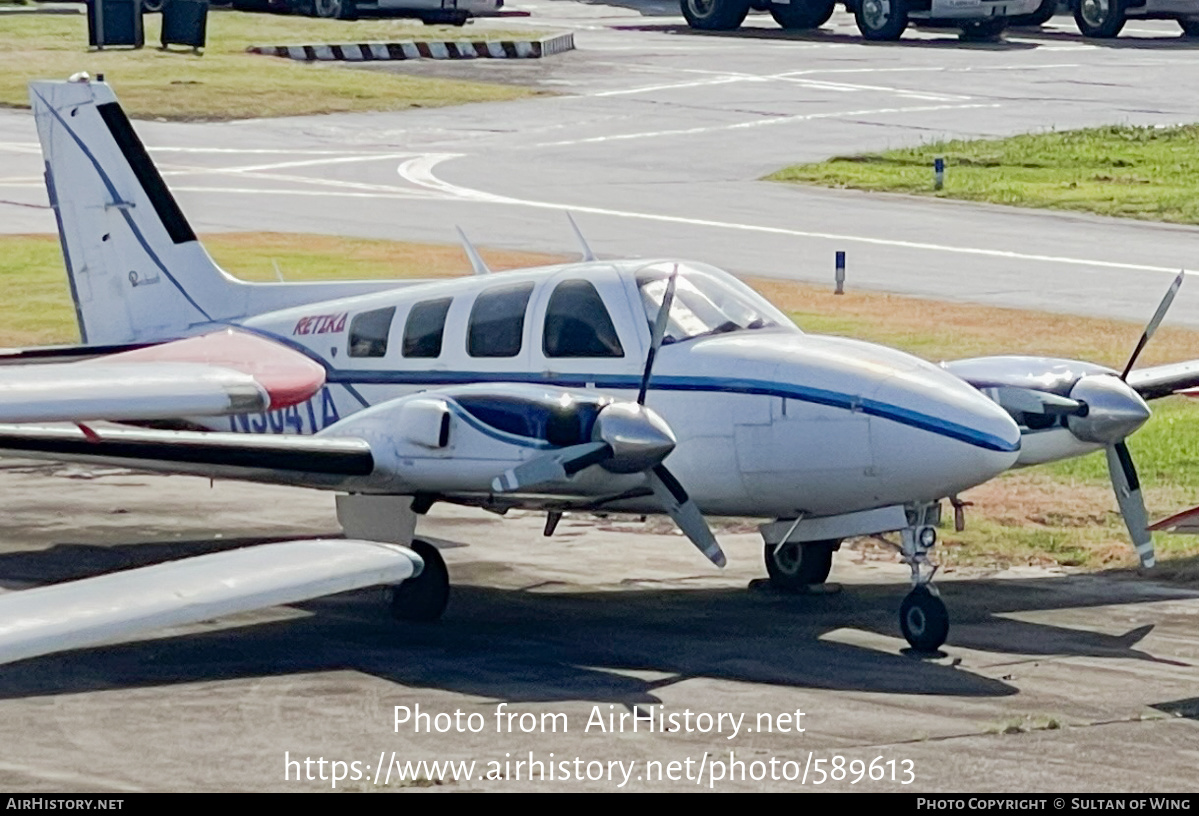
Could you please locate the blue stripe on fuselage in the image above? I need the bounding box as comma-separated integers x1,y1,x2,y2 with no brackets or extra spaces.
324,369,1019,453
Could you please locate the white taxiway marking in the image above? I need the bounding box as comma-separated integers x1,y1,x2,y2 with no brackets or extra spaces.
397,154,1182,277
531,103,999,148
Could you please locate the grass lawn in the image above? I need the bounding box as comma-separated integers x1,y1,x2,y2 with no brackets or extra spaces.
767,125,1199,225
6,231,1199,572
0,13,539,120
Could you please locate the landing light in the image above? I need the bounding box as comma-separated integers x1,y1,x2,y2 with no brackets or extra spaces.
919,526,937,548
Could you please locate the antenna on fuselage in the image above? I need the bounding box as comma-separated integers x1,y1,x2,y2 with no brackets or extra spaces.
456,227,492,276
566,212,596,262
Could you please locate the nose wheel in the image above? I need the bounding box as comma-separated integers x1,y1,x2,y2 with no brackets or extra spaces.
899,586,948,652
898,505,949,652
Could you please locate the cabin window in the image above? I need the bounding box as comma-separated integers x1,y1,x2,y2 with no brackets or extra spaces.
468,282,535,358
543,280,624,358
348,306,396,358
402,297,452,358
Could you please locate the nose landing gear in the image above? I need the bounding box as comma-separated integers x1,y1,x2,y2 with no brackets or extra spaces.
899,506,949,652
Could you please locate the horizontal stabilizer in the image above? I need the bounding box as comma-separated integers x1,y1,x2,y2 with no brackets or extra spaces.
0,538,421,666
0,330,325,423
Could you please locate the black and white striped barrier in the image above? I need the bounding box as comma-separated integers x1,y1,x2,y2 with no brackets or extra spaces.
247,33,573,61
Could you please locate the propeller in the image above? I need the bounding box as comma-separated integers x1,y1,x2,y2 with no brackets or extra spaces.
975,272,1183,568
491,264,726,567
1099,272,1184,568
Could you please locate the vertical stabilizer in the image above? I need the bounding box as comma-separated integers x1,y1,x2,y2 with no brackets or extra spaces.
31,77,240,345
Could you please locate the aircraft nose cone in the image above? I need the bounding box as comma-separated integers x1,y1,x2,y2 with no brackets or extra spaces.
594,402,677,474
1066,374,1151,444
870,363,1022,499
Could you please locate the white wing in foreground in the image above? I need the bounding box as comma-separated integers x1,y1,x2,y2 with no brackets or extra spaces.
0,539,421,666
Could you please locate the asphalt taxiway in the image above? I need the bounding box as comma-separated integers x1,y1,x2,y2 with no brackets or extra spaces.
5,8,1199,323
0,463,1197,792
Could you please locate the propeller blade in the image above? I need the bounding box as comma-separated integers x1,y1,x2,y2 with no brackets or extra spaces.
492,442,612,493
1121,270,1185,380
637,264,679,406
647,464,725,567
989,386,1083,417
1106,441,1155,568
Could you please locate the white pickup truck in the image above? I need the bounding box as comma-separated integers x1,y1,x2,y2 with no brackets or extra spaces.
1066,0,1199,37
682,0,1041,40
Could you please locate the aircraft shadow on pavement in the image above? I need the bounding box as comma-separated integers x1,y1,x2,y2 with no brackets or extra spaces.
609,22,1041,49
558,0,684,17
1008,25,1199,48
1,538,1196,704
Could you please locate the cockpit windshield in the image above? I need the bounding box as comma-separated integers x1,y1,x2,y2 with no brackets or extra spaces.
635,262,795,345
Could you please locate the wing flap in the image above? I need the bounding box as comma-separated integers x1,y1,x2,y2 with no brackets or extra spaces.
0,538,420,666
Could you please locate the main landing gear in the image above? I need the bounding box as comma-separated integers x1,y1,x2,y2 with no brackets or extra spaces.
389,538,450,622
898,504,949,652
764,539,838,590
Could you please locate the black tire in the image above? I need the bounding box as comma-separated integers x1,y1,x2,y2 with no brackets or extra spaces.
764,539,837,590
1073,0,1125,37
854,0,908,40
1180,18,1199,36
231,0,273,10
304,0,357,18
1010,0,1057,26
389,539,450,623
769,0,836,28
959,17,1007,40
142,0,164,12
680,0,750,30
899,587,949,652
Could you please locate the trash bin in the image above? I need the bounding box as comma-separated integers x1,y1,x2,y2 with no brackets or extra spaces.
161,0,208,50
86,0,145,49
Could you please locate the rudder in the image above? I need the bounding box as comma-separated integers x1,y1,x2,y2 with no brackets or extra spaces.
32,76,240,345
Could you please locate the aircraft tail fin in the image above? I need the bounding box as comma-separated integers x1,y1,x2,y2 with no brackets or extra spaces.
31,76,245,345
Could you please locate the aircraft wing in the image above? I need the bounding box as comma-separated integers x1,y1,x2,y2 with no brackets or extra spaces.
0,539,421,666
1126,360,1199,401
0,423,374,486
0,328,325,423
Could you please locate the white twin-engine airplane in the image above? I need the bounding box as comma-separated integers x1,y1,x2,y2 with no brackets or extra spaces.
0,76,1195,665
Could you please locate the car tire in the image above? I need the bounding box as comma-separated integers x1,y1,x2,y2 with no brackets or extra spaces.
769,0,836,28
1073,0,1126,37
959,17,1007,39
305,0,357,18
1010,0,1057,25
680,0,751,30
855,0,908,40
